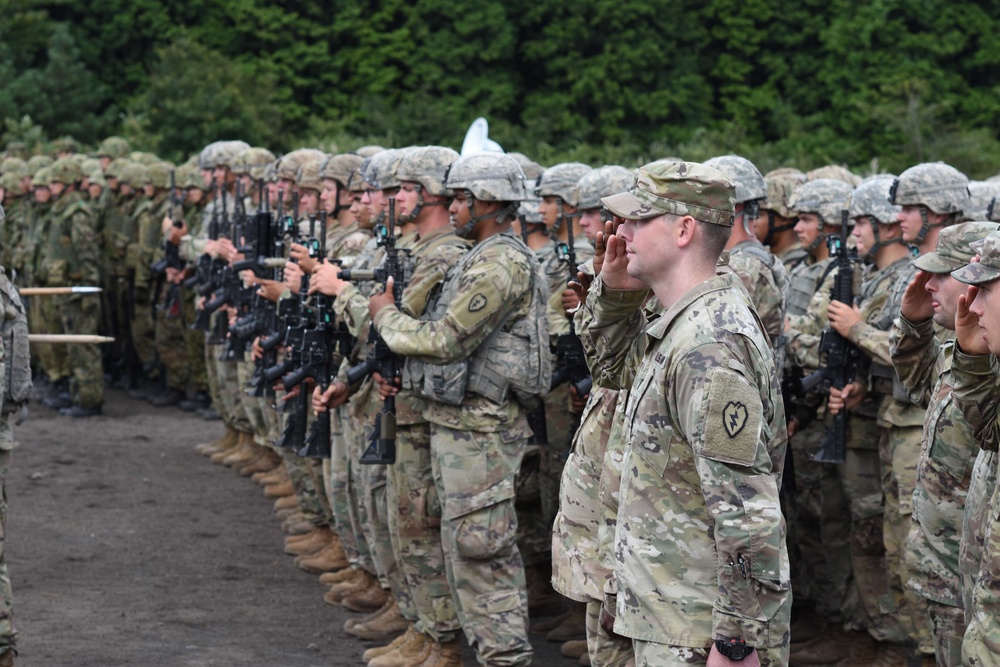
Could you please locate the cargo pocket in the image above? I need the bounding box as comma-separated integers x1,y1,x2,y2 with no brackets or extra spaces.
454,499,518,561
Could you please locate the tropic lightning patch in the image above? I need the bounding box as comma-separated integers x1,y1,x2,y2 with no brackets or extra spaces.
699,368,762,467
468,293,488,312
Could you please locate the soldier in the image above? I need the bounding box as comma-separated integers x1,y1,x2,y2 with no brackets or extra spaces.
946,231,1000,666
0,228,30,666
890,221,1000,667
757,168,808,272
95,136,131,171
43,157,102,417
368,152,546,667
103,160,142,390
892,162,970,255
587,160,790,666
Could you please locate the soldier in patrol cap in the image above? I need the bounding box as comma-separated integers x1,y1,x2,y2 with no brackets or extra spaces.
366,151,546,667
947,230,1000,665
890,221,1000,666
587,160,790,666
891,162,971,254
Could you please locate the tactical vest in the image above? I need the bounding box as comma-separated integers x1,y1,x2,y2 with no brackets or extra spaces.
0,273,31,410
787,259,828,317
403,233,551,408
44,194,88,286
737,242,790,348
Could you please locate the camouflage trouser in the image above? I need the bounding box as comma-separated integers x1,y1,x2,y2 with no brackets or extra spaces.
61,295,104,409
217,358,251,433
281,449,327,527
182,293,208,394
927,601,964,667
346,409,376,575
0,448,16,654
154,303,189,392
386,422,460,641
834,431,903,643
539,385,575,542
961,464,1000,667
365,461,400,592
960,450,998,616
130,286,157,371
31,294,68,381
552,447,605,603
203,338,226,426
585,601,633,667
235,357,266,446
879,424,934,652
514,446,548,567
326,407,362,565
632,641,786,666
430,424,532,667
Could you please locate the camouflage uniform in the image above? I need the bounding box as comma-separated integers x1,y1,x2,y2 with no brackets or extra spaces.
890,222,999,666
591,161,790,664
947,234,1000,665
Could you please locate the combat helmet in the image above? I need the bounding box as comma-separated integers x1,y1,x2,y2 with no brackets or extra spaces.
848,175,903,258
0,173,24,198
360,148,406,191
49,157,82,186
704,155,766,235
807,164,861,186
145,162,174,190
32,166,52,189
576,166,635,211
129,151,161,166
105,158,131,183
394,146,459,223
274,148,326,184
963,181,1000,222
760,167,807,245
27,155,53,173
445,152,526,238
232,147,276,180
508,152,545,181
296,159,324,192
788,178,854,252
97,136,132,160
51,136,79,155
889,162,971,243
1,157,28,178
535,162,591,207
119,163,148,190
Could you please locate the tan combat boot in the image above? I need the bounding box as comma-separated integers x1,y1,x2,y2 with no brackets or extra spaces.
579,651,592,666
346,597,394,633
342,579,389,613
196,425,238,456
274,494,300,512
253,462,287,485
833,632,877,666
207,427,241,461
365,625,420,664
369,628,433,667
789,626,852,664
320,567,358,586
349,600,409,640
546,601,587,642
869,643,908,667
324,569,369,606
239,446,281,476
284,527,333,556
282,513,314,536
221,432,257,467
415,639,462,667
562,640,588,659
264,478,295,499
296,538,348,573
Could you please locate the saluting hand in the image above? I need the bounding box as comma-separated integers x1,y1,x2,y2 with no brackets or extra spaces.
955,285,989,354
598,220,646,291
900,271,934,322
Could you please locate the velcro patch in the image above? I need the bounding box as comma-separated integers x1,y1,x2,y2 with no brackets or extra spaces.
699,368,762,467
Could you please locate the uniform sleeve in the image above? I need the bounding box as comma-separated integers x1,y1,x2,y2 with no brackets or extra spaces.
889,315,938,406
580,275,649,390
674,342,789,645
331,282,372,338
846,320,893,367
374,245,531,362
951,349,1000,453
400,242,466,318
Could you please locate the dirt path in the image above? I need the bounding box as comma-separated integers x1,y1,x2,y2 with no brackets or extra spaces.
9,390,571,666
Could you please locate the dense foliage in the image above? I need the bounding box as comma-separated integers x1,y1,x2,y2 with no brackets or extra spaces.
3,0,1000,176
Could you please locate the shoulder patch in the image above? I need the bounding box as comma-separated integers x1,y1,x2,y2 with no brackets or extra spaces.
699,368,762,467
469,293,487,312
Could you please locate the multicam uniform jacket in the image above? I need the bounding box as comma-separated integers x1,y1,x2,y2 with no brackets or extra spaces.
584,272,791,649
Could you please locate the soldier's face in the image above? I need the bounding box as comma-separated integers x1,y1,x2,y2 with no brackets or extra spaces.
925,272,963,330
107,177,119,191
395,182,418,219
852,216,875,255
969,279,1000,354
578,208,603,244
120,183,133,196
49,182,66,197
20,176,32,193
187,188,204,204
34,187,51,203
351,194,369,228
213,166,233,187
238,174,253,192
616,214,670,282
299,189,319,214
88,184,102,200
201,169,213,188
539,196,561,228
794,213,821,247
143,184,156,198
320,179,339,214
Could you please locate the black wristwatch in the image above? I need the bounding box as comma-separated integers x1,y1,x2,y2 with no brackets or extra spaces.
715,637,753,661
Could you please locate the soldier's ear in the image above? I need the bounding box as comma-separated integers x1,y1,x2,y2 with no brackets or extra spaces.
675,215,698,248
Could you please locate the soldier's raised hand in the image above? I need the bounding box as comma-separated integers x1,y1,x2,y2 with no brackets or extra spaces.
900,271,934,322
955,285,989,355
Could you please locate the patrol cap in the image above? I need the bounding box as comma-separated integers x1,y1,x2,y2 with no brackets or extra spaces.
576,166,635,210
914,221,1000,274
601,160,736,226
952,231,1000,285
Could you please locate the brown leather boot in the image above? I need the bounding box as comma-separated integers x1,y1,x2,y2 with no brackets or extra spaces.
546,601,587,642
208,428,242,462
369,628,433,667
324,569,369,606
284,527,333,556
239,447,281,476
221,433,257,467
295,538,348,573
833,633,877,666
869,643,908,667
320,567,358,586
196,426,238,456
264,478,295,499
343,581,389,613
414,639,462,667
349,600,409,640
364,625,421,664
253,463,287,485
345,597,393,633
562,640,587,659
274,494,300,512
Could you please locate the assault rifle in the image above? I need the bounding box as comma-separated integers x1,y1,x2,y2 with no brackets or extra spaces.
551,214,592,396
800,210,860,464
149,170,187,318
340,198,406,465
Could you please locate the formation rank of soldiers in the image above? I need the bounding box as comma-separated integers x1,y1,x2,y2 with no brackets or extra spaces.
3,136,1000,667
